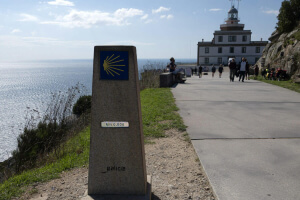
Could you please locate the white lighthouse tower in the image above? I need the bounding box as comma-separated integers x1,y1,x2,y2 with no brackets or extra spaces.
197,0,268,66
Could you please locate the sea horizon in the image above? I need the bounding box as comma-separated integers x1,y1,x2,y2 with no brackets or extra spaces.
0,58,197,162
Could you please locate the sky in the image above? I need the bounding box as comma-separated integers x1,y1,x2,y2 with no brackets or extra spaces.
0,0,283,61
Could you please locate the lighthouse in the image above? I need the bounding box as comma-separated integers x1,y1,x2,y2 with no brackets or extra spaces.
197,2,268,66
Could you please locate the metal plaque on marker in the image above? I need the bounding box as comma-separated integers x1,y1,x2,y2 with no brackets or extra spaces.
101,121,129,128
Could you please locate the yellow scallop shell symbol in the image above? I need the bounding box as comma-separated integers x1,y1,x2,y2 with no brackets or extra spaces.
103,54,125,76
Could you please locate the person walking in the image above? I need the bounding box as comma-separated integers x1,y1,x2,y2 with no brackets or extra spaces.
254,65,259,79
199,65,203,78
218,64,224,78
211,65,216,78
229,58,237,82
245,59,250,80
239,57,248,82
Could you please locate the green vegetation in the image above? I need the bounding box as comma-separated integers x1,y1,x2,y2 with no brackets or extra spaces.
10,84,89,174
291,30,300,40
253,76,300,93
0,127,90,200
139,61,166,90
0,88,186,200
72,95,92,116
277,0,300,33
141,88,186,137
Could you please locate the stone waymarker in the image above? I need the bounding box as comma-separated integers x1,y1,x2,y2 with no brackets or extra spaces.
87,46,151,199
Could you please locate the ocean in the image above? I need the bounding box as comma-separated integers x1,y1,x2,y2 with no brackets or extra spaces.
0,58,196,162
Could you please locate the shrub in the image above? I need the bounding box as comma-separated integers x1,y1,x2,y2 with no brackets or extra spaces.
139,61,166,90
291,30,300,40
11,83,87,174
72,95,92,116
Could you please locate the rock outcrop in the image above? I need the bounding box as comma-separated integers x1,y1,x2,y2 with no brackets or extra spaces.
256,28,300,83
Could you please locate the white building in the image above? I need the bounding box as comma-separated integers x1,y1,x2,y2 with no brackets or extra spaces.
197,5,268,66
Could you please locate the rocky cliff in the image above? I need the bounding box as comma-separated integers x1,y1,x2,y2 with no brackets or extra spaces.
256,27,300,83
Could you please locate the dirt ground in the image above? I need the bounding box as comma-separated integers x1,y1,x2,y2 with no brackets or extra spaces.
17,129,216,200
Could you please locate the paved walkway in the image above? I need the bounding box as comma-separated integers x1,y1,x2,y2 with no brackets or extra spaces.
172,72,300,200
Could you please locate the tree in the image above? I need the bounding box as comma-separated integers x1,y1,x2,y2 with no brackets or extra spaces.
290,0,300,20
72,95,92,116
277,0,296,33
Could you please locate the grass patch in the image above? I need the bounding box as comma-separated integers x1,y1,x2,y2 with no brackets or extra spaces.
0,88,186,199
252,76,300,93
0,127,90,200
182,132,191,143
141,88,186,138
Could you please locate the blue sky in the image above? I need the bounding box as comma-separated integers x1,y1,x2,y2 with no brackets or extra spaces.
0,0,282,61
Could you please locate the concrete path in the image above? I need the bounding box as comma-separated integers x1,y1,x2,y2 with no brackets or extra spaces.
172,72,300,200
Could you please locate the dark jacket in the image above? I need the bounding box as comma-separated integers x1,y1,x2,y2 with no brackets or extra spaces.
254,66,259,75
218,66,223,73
246,62,250,72
229,61,237,70
168,62,176,72
212,66,216,72
198,66,202,73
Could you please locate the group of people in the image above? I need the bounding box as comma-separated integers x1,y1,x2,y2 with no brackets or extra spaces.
261,67,287,81
228,57,259,82
166,57,261,83
198,65,224,78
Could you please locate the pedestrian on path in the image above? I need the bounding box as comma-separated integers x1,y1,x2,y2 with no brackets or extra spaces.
199,65,203,78
254,65,259,79
212,65,216,78
229,58,237,82
218,64,224,78
239,57,248,82
245,59,250,80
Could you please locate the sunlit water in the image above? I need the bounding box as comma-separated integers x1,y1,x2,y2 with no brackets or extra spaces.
0,58,195,162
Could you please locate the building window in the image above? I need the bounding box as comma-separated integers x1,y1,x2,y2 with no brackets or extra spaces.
205,47,209,53
255,57,260,63
218,57,222,64
218,47,222,53
228,36,237,42
230,47,234,53
218,36,223,42
242,35,247,42
205,57,209,64
242,47,247,53
256,47,260,53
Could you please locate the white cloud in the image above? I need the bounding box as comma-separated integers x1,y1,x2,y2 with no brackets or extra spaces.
141,14,148,20
152,6,170,14
167,14,173,19
19,14,39,22
11,29,21,34
144,19,153,24
114,8,143,18
263,10,279,15
41,8,144,28
48,0,74,6
209,8,222,12
0,35,93,47
160,14,173,19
